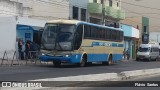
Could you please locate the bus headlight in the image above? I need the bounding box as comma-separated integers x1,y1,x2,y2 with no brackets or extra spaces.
42,53,45,56
66,55,69,57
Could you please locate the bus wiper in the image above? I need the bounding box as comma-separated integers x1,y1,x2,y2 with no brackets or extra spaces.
57,42,63,50
41,39,48,50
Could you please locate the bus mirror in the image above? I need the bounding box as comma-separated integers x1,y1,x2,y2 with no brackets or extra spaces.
39,29,44,31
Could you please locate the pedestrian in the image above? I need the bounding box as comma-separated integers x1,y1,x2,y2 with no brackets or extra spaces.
18,39,23,60
126,49,130,60
123,49,126,60
25,40,31,59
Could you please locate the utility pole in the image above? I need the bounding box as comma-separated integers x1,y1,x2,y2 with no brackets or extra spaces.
102,0,105,25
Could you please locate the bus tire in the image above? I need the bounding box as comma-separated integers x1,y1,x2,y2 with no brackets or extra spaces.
80,54,87,67
107,55,112,65
53,61,61,67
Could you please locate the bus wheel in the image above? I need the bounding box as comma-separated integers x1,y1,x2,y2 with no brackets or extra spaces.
80,55,87,67
53,61,61,67
107,55,112,65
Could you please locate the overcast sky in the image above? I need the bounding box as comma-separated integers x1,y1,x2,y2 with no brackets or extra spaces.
122,0,160,32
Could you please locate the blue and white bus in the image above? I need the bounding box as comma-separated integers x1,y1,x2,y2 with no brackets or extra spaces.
40,20,124,67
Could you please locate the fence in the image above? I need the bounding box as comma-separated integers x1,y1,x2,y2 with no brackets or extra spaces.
0,50,42,66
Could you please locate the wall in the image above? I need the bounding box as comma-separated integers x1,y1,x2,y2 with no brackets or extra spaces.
0,17,16,59
120,16,142,45
121,24,132,37
11,0,70,20
149,32,160,43
17,17,46,27
0,0,23,16
132,27,139,38
121,24,140,59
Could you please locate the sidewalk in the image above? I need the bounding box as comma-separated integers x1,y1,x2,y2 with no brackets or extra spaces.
0,59,42,66
121,59,135,62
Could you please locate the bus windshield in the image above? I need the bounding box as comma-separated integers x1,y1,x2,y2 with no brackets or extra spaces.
41,23,75,50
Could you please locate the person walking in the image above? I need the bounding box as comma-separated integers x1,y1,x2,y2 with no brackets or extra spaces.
18,39,23,60
126,49,130,60
123,49,126,60
25,40,31,59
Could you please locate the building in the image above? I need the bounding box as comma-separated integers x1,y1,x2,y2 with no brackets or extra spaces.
120,16,149,45
87,0,125,27
149,32,160,43
0,0,23,16
6,0,125,24
121,24,139,59
0,16,46,59
8,0,88,21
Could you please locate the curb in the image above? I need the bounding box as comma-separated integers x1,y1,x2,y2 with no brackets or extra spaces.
2,68,160,89
120,68,160,79
31,73,121,81
31,68,160,82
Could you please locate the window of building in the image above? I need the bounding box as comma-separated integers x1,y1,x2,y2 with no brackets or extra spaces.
73,6,79,20
81,8,86,21
144,26,147,32
93,0,97,3
109,0,112,7
117,2,119,7
101,0,104,4
137,25,139,29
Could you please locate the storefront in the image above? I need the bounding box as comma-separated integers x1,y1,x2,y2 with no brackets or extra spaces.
16,24,43,45
121,24,139,60
16,17,46,45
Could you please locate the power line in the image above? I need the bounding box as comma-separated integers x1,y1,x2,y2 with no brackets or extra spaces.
36,0,69,7
121,5,160,20
125,12,160,16
121,1,160,11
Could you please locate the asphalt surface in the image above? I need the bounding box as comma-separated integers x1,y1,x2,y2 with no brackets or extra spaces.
0,60,160,81
64,74,160,90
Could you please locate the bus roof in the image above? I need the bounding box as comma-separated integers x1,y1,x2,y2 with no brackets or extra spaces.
47,19,122,31
47,19,81,25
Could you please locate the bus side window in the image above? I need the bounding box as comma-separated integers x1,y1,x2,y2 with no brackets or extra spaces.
74,24,83,50
101,29,105,39
111,30,114,40
120,31,123,41
84,25,91,38
91,26,96,39
105,29,110,40
117,31,120,41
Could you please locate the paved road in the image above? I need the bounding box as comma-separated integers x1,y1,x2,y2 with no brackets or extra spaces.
0,60,160,81
67,74,160,90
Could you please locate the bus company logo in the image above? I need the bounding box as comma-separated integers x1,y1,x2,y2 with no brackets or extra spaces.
99,42,104,46
104,43,111,47
2,82,12,87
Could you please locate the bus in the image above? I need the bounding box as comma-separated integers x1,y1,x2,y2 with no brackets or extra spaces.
39,20,124,67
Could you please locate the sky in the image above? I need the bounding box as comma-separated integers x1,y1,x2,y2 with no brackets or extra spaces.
122,0,160,32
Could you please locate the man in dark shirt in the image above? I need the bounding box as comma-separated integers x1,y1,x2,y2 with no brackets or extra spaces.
18,39,23,60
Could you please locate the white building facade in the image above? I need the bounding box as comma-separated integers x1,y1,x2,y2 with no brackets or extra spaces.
3,0,88,21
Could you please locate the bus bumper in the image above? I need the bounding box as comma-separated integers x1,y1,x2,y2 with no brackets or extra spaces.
39,55,72,63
